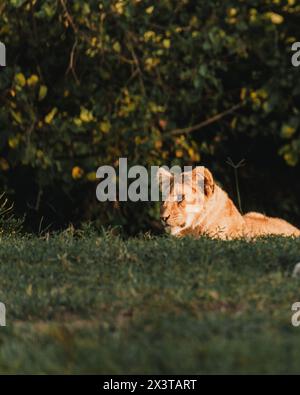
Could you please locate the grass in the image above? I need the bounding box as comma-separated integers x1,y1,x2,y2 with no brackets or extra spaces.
0,229,300,374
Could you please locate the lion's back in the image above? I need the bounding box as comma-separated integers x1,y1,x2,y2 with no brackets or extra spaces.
243,212,300,237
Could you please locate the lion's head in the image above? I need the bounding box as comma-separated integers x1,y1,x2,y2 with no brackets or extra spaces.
157,166,215,236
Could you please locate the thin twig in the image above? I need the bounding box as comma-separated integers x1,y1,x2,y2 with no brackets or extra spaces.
226,157,246,213
60,0,80,83
66,39,79,84
60,0,78,33
165,102,244,137
126,33,146,97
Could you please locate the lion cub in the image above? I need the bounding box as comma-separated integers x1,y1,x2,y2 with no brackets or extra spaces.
158,166,300,239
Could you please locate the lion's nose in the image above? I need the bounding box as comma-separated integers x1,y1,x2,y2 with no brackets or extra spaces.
161,214,170,223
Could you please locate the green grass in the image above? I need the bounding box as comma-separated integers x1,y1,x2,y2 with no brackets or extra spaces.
0,230,300,374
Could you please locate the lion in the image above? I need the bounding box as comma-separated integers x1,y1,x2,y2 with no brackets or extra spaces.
157,166,300,239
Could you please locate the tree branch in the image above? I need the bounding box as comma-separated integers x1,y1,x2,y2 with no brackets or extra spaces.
164,102,245,138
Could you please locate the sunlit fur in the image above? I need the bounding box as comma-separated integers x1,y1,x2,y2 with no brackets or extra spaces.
158,167,300,239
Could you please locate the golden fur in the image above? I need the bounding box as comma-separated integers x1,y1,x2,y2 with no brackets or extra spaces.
158,167,300,239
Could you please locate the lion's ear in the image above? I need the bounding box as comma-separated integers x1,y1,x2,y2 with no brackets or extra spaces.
156,167,173,190
193,167,214,196
204,168,214,197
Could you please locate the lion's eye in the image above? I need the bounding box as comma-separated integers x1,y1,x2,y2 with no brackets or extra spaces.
177,195,184,204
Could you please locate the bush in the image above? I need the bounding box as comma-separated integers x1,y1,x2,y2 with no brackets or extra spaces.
0,0,300,233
